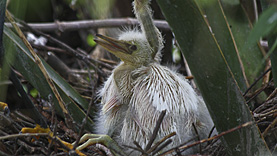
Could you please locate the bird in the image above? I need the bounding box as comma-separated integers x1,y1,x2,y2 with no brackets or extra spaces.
20,0,215,155
85,0,215,155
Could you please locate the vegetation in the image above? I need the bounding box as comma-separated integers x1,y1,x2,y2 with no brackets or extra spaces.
0,0,276,155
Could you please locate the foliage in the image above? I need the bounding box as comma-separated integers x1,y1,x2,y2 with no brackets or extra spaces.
157,0,272,155
0,0,275,155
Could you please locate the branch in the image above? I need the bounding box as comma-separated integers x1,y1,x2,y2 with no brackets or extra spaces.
159,121,254,155
144,110,166,151
4,18,170,32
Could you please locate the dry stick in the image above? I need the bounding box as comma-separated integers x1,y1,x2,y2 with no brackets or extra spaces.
147,132,176,153
73,62,95,150
123,144,148,155
262,58,271,85
49,117,59,155
208,126,215,144
83,60,97,95
144,110,167,151
208,126,216,139
246,79,273,104
5,11,74,128
159,121,254,156
253,96,277,114
262,117,277,137
0,133,49,140
192,123,202,153
49,95,55,128
73,98,94,150
50,136,73,152
152,139,172,155
77,48,114,70
31,43,68,54
5,18,170,32
266,87,277,101
48,95,57,155
0,150,11,156
49,97,75,155
33,43,113,71
255,109,277,119
18,19,107,77
176,137,198,153
243,67,272,96
182,54,196,89
133,141,148,155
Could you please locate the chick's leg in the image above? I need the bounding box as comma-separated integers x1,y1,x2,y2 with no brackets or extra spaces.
74,133,127,156
21,126,125,155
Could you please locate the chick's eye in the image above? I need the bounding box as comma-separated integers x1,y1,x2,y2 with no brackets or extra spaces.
130,45,137,51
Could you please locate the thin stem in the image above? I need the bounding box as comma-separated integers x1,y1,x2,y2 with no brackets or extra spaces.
4,18,170,32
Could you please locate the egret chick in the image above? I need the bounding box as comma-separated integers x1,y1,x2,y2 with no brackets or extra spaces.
93,0,214,154
79,0,214,155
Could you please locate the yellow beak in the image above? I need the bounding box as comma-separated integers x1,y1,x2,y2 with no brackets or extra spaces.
94,34,133,55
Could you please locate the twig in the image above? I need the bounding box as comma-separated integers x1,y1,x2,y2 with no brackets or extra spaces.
192,123,202,153
254,109,277,119
31,43,68,54
174,137,197,154
49,118,58,155
32,43,113,70
182,53,196,89
0,133,49,140
18,19,107,77
159,121,254,155
49,95,55,128
51,136,73,152
5,18,170,32
132,141,148,155
77,48,114,70
253,97,276,114
123,144,148,155
152,139,172,155
73,98,94,150
9,69,47,127
262,117,277,137
0,150,11,156
178,122,253,152
48,94,57,155
208,126,216,139
243,67,272,96
144,110,166,151
73,61,96,150
266,87,277,101
6,11,74,128
147,132,176,153
246,79,273,104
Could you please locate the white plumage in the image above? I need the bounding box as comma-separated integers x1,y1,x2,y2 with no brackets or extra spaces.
93,0,215,155
96,30,214,155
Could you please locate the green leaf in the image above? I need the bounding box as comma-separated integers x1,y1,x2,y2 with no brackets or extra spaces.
0,0,7,101
30,88,39,98
172,43,181,63
3,26,94,131
157,0,270,155
195,0,248,91
240,0,257,23
220,0,265,88
247,4,277,88
248,5,277,44
87,34,97,47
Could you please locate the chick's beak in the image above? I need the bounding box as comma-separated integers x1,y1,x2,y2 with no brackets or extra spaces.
94,34,132,55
